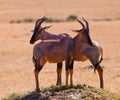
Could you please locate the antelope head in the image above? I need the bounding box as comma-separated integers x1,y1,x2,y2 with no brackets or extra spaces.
72,18,93,46
30,16,51,44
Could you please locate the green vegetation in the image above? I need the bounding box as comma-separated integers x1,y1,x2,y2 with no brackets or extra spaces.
93,18,112,21
9,18,35,24
66,15,77,21
9,16,120,24
2,93,23,100
23,18,34,23
2,84,120,100
9,15,77,24
10,20,22,23
44,17,63,22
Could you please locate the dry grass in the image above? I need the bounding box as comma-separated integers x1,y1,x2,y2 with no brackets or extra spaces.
2,85,120,100
0,0,120,99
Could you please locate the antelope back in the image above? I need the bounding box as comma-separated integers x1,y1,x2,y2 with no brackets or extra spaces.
34,36,74,63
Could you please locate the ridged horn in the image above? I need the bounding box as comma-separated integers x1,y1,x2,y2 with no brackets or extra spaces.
35,16,47,28
77,18,85,29
82,17,89,31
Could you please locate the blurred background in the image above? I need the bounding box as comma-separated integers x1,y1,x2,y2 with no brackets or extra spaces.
0,0,120,23
0,0,120,99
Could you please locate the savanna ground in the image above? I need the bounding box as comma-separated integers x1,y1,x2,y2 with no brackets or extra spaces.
0,0,120,99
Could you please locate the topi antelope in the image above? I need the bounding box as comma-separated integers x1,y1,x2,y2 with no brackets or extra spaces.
57,41,104,88
30,17,93,91
56,18,104,88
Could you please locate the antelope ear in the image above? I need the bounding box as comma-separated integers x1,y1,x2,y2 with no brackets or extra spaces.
42,25,52,30
71,29,80,33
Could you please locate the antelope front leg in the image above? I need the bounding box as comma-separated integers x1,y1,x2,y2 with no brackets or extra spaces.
34,69,40,92
65,54,71,88
70,69,73,87
56,62,62,85
66,69,70,87
70,60,74,87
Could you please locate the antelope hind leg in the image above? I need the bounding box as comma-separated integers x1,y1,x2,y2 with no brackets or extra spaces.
96,65,104,88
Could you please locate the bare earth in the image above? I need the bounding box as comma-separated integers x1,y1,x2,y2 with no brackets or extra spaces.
0,0,120,99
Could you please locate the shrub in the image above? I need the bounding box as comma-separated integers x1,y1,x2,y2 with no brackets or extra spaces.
23,18,34,23
66,15,77,21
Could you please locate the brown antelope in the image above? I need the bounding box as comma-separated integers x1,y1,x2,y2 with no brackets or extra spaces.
30,17,93,91
56,18,104,88
57,40,104,88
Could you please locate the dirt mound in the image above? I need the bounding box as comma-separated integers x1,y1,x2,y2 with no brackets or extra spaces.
3,84,120,100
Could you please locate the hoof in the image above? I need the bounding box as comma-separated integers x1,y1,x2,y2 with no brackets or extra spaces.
56,82,62,86
56,83,60,86
65,85,69,89
100,86,104,89
36,88,41,92
70,85,73,88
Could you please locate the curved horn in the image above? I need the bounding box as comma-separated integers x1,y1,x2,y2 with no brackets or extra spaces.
77,18,85,29
71,29,79,33
82,17,89,30
35,19,41,27
35,16,47,28
38,16,47,27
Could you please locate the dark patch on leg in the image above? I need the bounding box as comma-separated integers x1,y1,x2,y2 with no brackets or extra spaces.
70,60,74,70
34,58,43,72
56,62,63,85
57,62,62,69
38,67,42,71
35,66,43,72
65,52,71,70
94,57,103,72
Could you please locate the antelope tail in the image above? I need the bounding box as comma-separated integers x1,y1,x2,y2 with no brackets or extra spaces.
94,48,103,73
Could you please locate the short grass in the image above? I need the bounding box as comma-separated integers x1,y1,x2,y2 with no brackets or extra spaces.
2,84,120,100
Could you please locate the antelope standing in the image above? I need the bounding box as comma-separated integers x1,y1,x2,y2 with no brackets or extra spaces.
56,18,104,88
30,17,93,91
